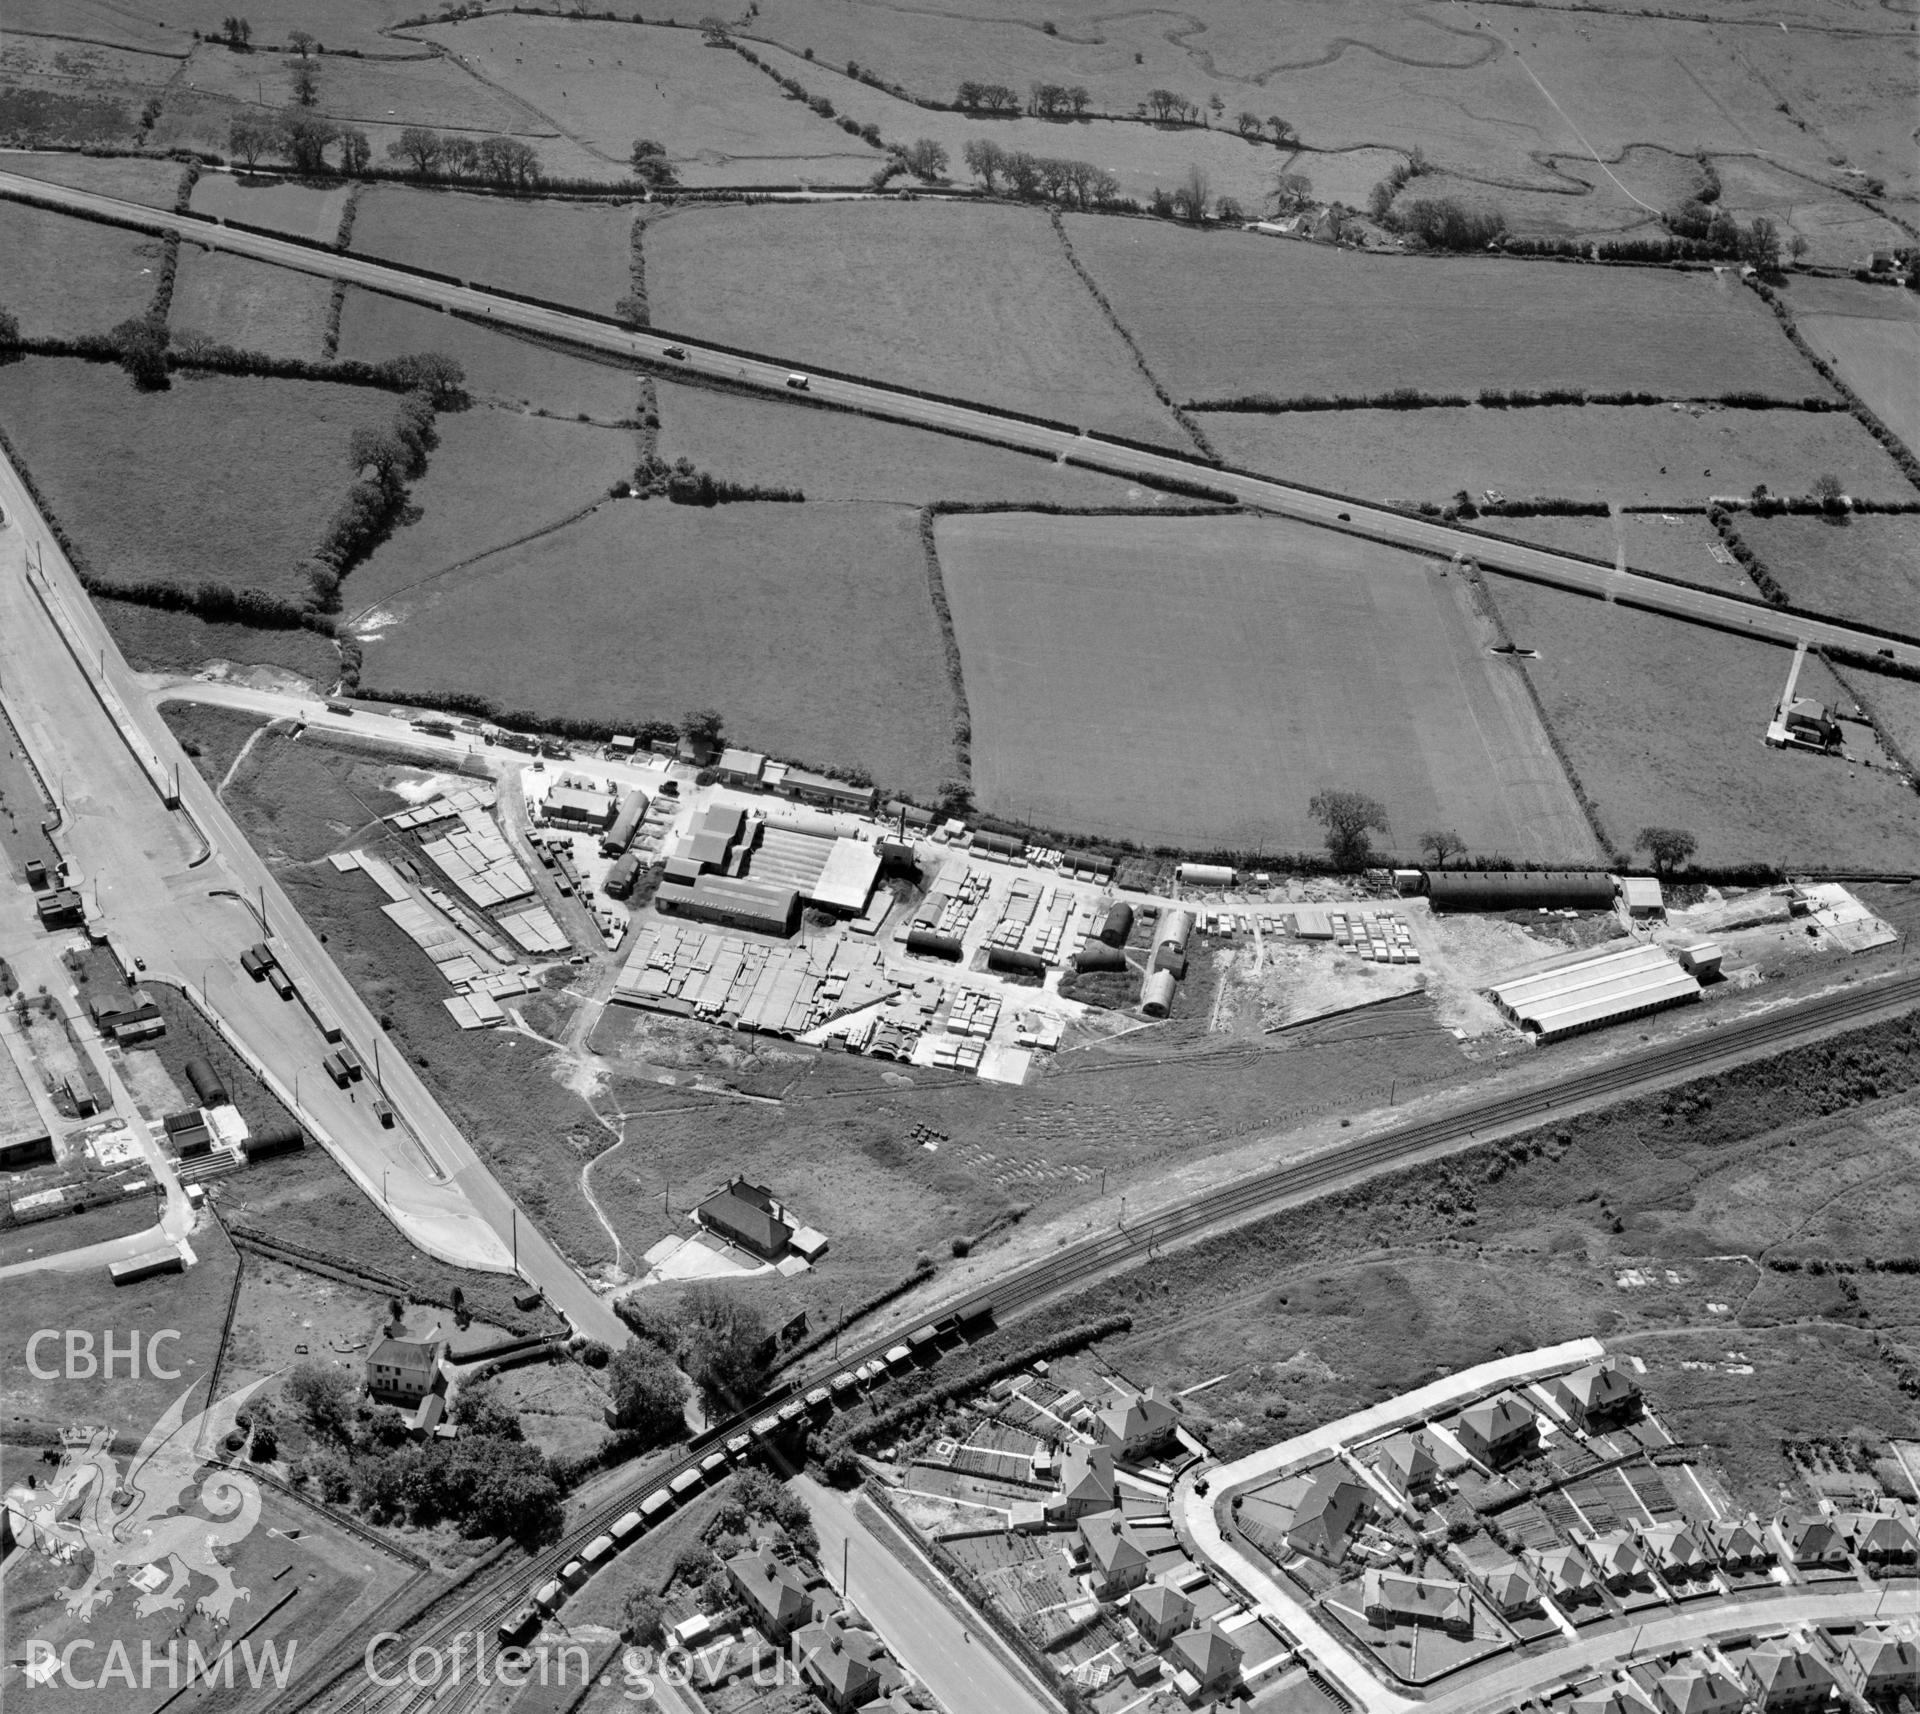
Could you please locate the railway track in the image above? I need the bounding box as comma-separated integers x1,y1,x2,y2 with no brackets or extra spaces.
298,968,1920,1714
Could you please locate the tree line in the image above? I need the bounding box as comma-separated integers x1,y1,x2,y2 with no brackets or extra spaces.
227,114,541,187
962,139,1119,207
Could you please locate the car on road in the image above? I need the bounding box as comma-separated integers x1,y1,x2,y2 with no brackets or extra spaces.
785,372,810,390
663,345,688,360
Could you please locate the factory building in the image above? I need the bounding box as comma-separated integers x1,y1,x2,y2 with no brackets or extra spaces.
655,875,801,936
1425,870,1617,913
775,767,876,814
1490,944,1699,1042
543,779,618,832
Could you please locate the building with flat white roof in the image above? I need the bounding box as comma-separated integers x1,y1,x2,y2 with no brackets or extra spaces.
1489,944,1699,1041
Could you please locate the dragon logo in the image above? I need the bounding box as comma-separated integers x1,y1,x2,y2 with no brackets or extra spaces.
5,1375,271,1624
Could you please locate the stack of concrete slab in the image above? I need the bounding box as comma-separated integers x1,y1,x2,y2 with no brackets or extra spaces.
496,904,569,953
386,785,496,831
421,809,535,910
612,924,894,1037
444,992,505,1030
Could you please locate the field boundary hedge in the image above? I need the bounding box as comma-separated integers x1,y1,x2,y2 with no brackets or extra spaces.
1193,389,1842,414
915,506,973,785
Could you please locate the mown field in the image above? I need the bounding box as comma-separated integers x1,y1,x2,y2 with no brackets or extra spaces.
1488,573,1920,868
1,148,183,205
169,247,333,358
1472,512,1755,595
1740,514,1920,639
1200,402,1910,507
936,510,1599,857
644,200,1186,446
1064,215,1825,403
0,357,392,601
346,407,638,613
415,15,869,185
186,169,350,241
102,598,341,685
359,499,957,795
336,288,640,420
350,185,633,315
0,200,160,336
654,381,1165,508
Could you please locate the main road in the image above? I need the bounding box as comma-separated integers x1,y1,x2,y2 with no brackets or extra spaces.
2,169,1915,673
0,451,626,1344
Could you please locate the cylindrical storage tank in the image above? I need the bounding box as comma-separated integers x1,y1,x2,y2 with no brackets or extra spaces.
971,830,1025,857
1099,902,1134,947
905,928,964,962
1073,938,1128,973
987,946,1046,976
1177,862,1237,888
1140,969,1177,1017
183,1058,229,1108
761,809,843,841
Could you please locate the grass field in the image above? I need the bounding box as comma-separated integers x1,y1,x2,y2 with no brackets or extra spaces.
359,500,958,796
1063,215,1825,404
414,16,869,185
1739,514,1920,638
160,701,272,784
1471,512,1756,595
936,510,1599,857
1856,674,1920,775
220,724,412,864
1,0,422,55
2,148,183,206
350,186,633,316
104,600,341,684
0,357,393,601
186,169,351,241
346,407,638,613
0,201,161,337
336,289,640,421
654,381,1167,508
1798,315,1920,457
1200,402,1909,507
1487,573,1920,867
169,247,333,358
644,201,1185,447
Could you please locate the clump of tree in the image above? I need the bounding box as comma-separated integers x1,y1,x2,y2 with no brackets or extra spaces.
955,81,1020,113
107,313,170,390
1664,205,1781,269
630,452,803,505
225,112,375,179
1028,81,1091,116
1142,88,1200,123
1270,170,1314,214
1637,827,1697,874
287,54,319,107
1400,196,1507,250
313,385,447,602
217,16,252,49
962,139,1118,207
617,1281,772,1418
1367,147,1433,223
1167,163,1211,224
608,1321,689,1448
1310,789,1390,870
892,137,949,181
630,137,677,188
385,126,542,188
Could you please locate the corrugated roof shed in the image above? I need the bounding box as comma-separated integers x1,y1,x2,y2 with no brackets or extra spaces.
811,839,880,913
1490,944,1698,1041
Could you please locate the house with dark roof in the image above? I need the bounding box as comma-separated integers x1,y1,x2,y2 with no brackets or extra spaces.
1129,1581,1195,1648
1740,1645,1836,1711
1285,1467,1371,1565
1079,1509,1151,1599
1376,1431,1442,1496
365,1335,446,1404
1455,1393,1538,1468
695,1177,794,1260
1050,1445,1118,1522
1361,1570,1474,1638
1774,1514,1849,1568
1655,1664,1746,1714
1841,1632,1920,1704
791,1616,882,1710
1840,1512,1919,1566
1169,1624,1243,1697
1548,1361,1642,1432
1092,1388,1179,1460
727,1548,812,1641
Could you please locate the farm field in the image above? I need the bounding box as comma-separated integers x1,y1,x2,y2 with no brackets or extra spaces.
0,148,183,205
1063,215,1824,403
1854,673,1920,776
654,381,1167,508
102,597,342,686
936,510,1600,857
1200,402,1910,507
1486,573,1920,868
350,185,633,316
1797,315,1920,456
0,36,170,149
1738,514,1920,640
644,200,1187,447
1471,511,1756,595
0,0,423,55
0,357,393,602
359,500,957,796
169,247,333,358
336,288,640,420
347,407,638,613
414,16,871,185
0,200,159,336
187,169,350,241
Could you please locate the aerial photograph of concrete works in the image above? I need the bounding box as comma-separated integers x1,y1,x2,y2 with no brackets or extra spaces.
1,5,1917,1714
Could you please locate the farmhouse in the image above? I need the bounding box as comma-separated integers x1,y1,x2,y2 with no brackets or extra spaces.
366,1335,446,1403
695,1177,795,1260
1489,944,1700,1042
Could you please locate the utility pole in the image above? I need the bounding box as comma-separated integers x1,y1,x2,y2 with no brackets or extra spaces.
841,1536,849,1601
512,1208,518,1271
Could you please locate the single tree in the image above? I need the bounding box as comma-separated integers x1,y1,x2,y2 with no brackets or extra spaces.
962,137,1006,191
1418,829,1465,867
1270,170,1314,214
631,137,676,186
1309,789,1390,870
1813,471,1846,513
288,27,315,57
1267,115,1296,145
1740,215,1781,271
229,115,271,171
285,1361,355,1443
108,314,170,390
390,126,442,176
1214,194,1244,222
1636,826,1697,874
678,1285,772,1416
622,1590,668,1648
1169,163,1211,223
698,14,729,42
337,126,372,174
442,136,480,179
681,708,724,751
456,1380,524,1442
607,1340,689,1444
287,56,319,106
1788,233,1810,262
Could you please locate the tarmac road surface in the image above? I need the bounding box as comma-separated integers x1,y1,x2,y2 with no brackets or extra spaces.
2,171,1915,676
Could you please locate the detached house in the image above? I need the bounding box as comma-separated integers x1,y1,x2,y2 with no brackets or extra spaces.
1361,1570,1475,1639
1286,1467,1371,1564
365,1335,445,1404
1079,1509,1151,1599
1169,1624,1243,1699
1130,1582,1195,1649
1050,1445,1119,1522
1548,1361,1642,1432
1455,1393,1537,1468
1740,1645,1837,1712
727,1548,812,1642
1092,1389,1179,1460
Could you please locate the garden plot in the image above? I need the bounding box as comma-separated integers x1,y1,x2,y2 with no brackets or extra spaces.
936,510,1600,858
1200,403,1910,508
644,200,1186,447
1063,215,1823,405
169,248,333,359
